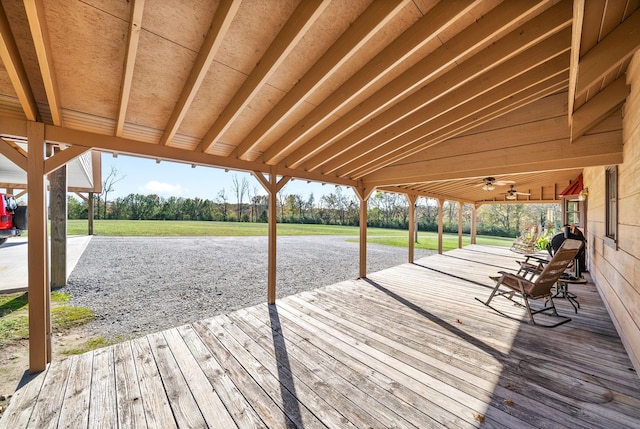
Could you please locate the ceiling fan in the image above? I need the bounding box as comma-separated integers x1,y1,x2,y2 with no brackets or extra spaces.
475,177,515,191
502,185,531,200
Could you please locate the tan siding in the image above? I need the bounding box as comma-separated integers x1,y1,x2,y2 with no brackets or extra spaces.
584,50,640,373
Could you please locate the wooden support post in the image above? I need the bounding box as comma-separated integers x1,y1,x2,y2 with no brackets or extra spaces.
88,192,94,235
353,186,374,278
253,170,290,305
27,122,50,372
49,156,67,287
437,198,444,254
457,201,463,249
471,204,478,245
407,194,418,263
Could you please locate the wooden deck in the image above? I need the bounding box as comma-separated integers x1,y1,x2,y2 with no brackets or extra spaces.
2,245,640,428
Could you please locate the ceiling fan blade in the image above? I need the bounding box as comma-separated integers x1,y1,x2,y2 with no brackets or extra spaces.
493,180,516,186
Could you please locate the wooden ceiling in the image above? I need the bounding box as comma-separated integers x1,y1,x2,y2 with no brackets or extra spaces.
0,0,638,203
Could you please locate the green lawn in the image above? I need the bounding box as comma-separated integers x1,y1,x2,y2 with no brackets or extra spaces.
65,220,512,250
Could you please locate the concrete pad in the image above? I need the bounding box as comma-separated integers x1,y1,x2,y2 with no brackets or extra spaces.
0,235,93,294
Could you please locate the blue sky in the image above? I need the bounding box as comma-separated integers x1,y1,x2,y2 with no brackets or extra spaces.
101,153,342,202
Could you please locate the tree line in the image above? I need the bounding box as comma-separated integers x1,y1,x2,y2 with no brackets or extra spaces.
68,184,560,238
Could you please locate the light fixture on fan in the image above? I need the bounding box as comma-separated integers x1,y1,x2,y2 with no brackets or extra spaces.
476,177,514,191
502,185,531,200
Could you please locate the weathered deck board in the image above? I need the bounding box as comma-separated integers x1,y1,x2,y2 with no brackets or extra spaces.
2,244,640,428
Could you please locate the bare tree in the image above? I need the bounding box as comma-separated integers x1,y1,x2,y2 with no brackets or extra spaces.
101,165,125,219
216,188,229,221
231,174,250,221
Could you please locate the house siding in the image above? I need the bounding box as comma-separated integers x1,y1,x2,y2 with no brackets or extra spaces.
583,51,640,373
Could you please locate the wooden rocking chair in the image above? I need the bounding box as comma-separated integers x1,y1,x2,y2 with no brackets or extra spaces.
476,238,583,327
510,225,541,254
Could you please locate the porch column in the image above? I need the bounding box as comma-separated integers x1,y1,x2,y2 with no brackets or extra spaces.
27,122,50,372
437,198,444,254
88,192,94,235
354,186,374,278
253,170,290,305
471,203,478,244
407,194,418,263
457,201,463,249
50,156,67,287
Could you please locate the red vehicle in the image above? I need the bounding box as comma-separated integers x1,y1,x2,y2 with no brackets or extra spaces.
0,193,27,247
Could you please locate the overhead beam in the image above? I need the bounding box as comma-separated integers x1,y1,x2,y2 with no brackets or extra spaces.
197,0,330,154
575,8,640,98
24,0,63,126
236,0,412,160
115,0,146,137
255,0,481,163
571,75,629,140
0,137,28,171
323,39,570,176
364,132,623,186
567,0,584,125
378,185,474,205
284,0,570,169
39,121,357,187
159,0,240,145
346,70,568,179
0,3,38,120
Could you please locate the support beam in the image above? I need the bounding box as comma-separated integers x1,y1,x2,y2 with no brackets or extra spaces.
353,186,374,278
253,170,290,304
457,201,463,249
43,145,90,174
437,199,444,255
567,0,584,125
88,192,94,235
49,157,67,287
571,76,629,140
27,121,50,372
0,137,28,171
407,194,418,263
471,204,478,245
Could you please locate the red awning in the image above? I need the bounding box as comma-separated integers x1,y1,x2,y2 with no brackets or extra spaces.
559,174,583,197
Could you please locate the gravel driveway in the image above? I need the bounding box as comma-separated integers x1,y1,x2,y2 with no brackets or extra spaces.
66,236,435,339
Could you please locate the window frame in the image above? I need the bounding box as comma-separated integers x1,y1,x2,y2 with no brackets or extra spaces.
605,165,618,248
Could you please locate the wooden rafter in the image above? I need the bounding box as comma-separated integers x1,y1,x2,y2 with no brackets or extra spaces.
234,0,414,161
567,0,585,126
23,0,62,126
159,0,240,145
575,8,640,98
283,0,570,169
0,4,38,121
115,0,145,137
306,25,572,174
197,0,331,154
571,75,629,140
252,0,482,163
364,131,623,187
347,74,569,179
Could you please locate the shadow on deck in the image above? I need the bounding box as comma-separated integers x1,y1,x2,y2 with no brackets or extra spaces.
2,244,639,428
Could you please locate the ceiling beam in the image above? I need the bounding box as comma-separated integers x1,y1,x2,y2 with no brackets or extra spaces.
283,0,570,169
0,4,38,121
575,7,640,98
40,122,357,187
234,0,413,161
115,0,145,137
364,131,623,186
346,74,569,179
567,0,584,126
571,75,629,140
159,0,240,145
310,29,571,174
376,185,474,205
197,0,331,154
23,0,63,126
255,0,485,163
0,137,27,171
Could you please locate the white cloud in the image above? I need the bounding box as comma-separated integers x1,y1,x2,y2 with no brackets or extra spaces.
140,181,185,196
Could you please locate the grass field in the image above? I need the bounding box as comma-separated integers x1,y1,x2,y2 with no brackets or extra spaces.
65,220,513,249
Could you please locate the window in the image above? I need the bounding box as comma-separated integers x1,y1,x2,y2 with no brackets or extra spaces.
565,199,581,226
605,166,618,243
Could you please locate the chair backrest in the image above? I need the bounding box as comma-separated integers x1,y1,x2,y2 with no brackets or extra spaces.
528,239,583,298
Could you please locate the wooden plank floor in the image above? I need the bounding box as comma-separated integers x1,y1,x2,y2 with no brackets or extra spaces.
2,244,640,428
